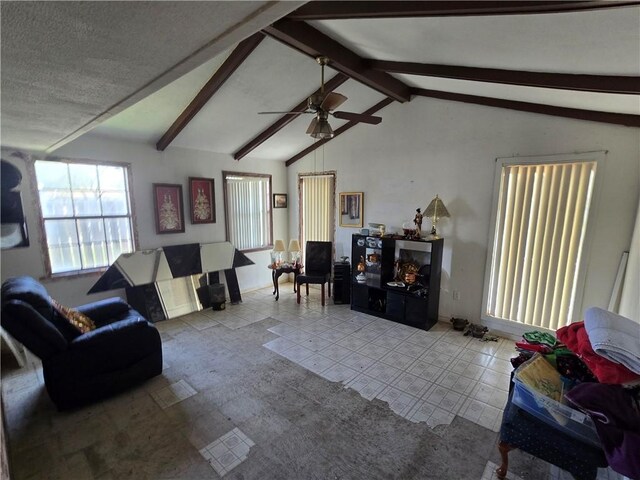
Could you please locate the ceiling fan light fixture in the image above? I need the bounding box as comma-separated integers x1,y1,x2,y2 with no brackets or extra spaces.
310,118,334,139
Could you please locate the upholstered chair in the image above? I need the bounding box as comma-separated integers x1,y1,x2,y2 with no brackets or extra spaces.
1,276,162,410
296,241,333,306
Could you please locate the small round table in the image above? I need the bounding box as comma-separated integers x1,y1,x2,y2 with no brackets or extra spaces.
268,264,302,301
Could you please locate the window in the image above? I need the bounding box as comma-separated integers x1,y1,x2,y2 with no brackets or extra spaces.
483,156,598,330
34,159,135,275
222,171,272,251
299,173,335,247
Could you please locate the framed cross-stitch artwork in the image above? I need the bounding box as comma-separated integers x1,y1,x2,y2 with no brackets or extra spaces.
153,183,185,234
189,177,215,224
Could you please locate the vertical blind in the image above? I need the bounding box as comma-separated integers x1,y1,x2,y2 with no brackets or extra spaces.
226,176,271,250
487,161,597,330
300,174,334,247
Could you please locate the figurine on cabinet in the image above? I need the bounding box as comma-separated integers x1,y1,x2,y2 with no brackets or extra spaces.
413,208,423,237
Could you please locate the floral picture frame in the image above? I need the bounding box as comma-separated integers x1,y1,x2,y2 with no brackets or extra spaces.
189,177,215,224
153,183,185,234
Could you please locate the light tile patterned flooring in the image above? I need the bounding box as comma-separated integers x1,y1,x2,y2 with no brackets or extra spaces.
150,379,197,409
199,427,255,477
480,460,622,480
179,304,272,331
2,283,624,480
262,289,513,433
260,284,623,480
482,461,525,480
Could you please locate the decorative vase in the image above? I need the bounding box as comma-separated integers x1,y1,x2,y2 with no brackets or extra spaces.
356,256,366,283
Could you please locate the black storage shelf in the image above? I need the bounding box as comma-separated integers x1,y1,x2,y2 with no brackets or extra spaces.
350,234,443,330
333,261,351,305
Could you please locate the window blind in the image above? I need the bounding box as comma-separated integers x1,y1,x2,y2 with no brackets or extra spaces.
225,176,271,250
300,174,334,247
487,161,596,330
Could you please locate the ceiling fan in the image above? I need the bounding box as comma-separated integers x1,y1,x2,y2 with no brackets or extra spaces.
258,56,382,139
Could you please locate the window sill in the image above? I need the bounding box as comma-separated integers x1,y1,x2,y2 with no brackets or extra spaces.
41,268,107,283
239,246,272,254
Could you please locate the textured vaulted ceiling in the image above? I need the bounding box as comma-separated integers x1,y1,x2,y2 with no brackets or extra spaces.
1,2,638,161
0,1,303,152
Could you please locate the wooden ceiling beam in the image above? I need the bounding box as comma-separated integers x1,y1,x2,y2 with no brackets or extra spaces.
287,1,640,20
264,20,411,102
156,32,265,151
412,87,640,127
369,60,640,95
233,73,349,160
285,98,394,167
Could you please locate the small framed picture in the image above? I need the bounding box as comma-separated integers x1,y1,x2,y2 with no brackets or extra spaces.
189,177,215,224
339,192,363,228
273,193,288,209
153,183,185,234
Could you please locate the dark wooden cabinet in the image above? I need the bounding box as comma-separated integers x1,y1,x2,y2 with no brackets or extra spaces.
350,234,443,330
333,261,351,304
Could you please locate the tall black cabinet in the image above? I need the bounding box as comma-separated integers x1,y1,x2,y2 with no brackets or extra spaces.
333,261,351,304
350,234,443,330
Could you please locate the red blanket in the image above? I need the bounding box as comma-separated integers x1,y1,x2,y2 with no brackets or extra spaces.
556,321,640,385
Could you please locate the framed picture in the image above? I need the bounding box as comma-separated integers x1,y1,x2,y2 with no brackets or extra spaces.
153,183,185,234
273,193,288,209
339,192,363,228
189,177,215,224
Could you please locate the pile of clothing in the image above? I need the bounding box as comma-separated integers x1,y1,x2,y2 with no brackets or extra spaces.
555,308,640,479
557,307,640,385
510,330,598,384
516,307,640,480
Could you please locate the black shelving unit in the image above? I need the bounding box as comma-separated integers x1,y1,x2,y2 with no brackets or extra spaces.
333,261,351,304
350,234,443,330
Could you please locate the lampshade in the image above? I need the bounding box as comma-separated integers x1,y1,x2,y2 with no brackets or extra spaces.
310,119,334,139
288,239,302,266
273,240,286,252
424,195,450,238
288,239,301,252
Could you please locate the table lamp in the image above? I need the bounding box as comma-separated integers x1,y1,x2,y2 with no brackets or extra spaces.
272,240,286,266
288,239,301,266
424,194,450,239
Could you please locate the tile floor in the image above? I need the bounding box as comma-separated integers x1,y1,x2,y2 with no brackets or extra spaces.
259,284,621,480
263,301,512,433
1,283,623,479
150,379,198,409
199,427,255,476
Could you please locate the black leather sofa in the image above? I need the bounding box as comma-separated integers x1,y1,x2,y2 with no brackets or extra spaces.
1,276,162,410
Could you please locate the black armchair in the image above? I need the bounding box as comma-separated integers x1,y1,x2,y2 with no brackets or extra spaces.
1,276,162,410
296,241,332,306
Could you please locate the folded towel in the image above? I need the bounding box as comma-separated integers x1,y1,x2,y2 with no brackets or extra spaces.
585,307,640,375
557,321,640,384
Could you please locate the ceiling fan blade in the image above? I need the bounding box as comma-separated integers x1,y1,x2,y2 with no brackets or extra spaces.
306,117,318,134
320,92,348,111
258,111,313,115
332,111,382,125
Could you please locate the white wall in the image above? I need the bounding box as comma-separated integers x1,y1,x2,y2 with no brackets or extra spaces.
1,136,288,306
4,99,638,325
619,196,640,323
285,97,640,325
